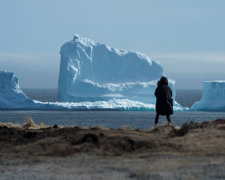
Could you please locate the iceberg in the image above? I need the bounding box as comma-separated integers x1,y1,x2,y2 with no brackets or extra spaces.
191,81,225,111
0,71,35,109
58,34,179,105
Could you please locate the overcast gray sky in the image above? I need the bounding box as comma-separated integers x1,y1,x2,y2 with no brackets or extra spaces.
0,0,225,89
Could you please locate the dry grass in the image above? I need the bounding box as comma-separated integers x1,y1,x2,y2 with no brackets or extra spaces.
0,117,48,129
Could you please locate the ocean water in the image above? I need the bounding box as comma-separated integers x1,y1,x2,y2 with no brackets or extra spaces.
0,89,224,129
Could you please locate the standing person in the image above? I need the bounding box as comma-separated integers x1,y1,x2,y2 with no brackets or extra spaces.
154,77,173,127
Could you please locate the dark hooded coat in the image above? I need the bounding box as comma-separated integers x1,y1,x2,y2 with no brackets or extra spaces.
155,77,173,115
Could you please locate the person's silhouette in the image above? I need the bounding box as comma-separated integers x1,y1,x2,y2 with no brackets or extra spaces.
154,77,173,127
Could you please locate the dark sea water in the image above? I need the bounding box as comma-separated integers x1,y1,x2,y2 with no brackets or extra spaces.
0,89,224,129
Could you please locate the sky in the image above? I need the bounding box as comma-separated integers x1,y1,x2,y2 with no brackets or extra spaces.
0,0,225,89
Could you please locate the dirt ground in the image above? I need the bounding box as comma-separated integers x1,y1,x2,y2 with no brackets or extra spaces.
0,119,225,179
0,153,225,180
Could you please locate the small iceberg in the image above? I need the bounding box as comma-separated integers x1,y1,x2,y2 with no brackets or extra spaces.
191,81,225,111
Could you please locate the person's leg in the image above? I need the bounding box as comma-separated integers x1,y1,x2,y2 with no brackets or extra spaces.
155,113,160,127
166,115,172,126
166,115,171,122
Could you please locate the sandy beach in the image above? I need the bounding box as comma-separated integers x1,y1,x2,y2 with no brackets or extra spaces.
0,119,225,179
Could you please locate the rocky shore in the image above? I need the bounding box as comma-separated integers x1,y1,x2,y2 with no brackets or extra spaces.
0,119,225,179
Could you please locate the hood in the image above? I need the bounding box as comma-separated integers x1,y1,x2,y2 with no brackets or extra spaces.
159,76,168,85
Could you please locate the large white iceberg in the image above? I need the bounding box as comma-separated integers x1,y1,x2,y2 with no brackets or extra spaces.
59,34,179,106
191,81,225,111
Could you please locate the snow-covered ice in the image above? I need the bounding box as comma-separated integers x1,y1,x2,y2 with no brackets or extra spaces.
191,81,225,111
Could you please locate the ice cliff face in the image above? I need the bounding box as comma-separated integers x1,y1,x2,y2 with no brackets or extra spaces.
0,71,34,108
58,34,174,104
191,81,225,111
